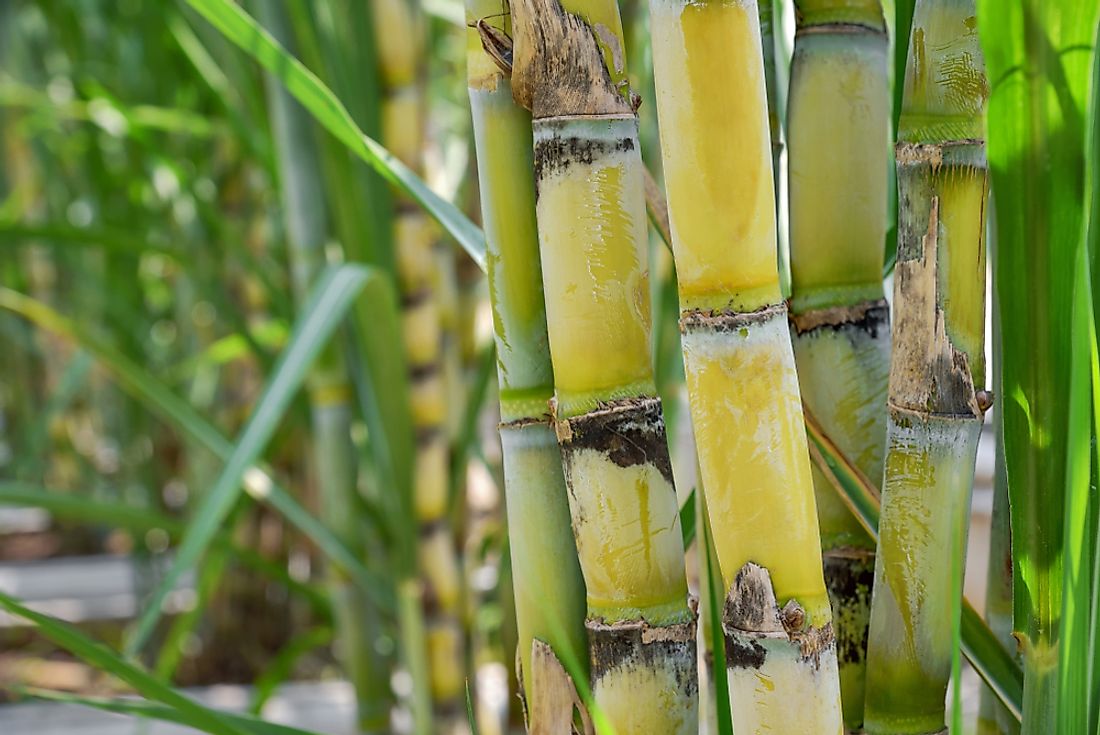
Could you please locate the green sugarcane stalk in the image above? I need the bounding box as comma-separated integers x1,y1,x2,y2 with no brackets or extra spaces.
463,5,591,731
862,1,990,732
785,0,892,729
255,2,390,731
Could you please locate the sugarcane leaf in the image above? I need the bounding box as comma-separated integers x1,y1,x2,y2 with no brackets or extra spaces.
892,0,916,131
803,405,1024,720
464,681,481,735
978,3,1100,726
346,275,416,568
249,626,334,714
123,264,381,656
0,220,182,259
183,0,486,270
1060,243,1097,735
0,595,251,735
698,489,734,735
20,688,325,735
450,342,497,515
0,481,329,617
679,488,696,549
0,279,392,632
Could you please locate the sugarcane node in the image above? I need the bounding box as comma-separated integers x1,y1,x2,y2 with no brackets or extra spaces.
556,397,675,487
789,298,889,335
532,127,635,200
681,302,786,335
586,617,698,694
408,360,441,383
794,22,888,39
507,0,632,118
724,633,767,670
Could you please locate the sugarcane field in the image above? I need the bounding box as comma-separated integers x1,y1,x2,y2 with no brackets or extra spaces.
0,0,1097,733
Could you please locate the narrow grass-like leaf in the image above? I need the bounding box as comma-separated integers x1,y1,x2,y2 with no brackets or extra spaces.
0,220,180,258
248,626,334,714
1060,242,1098,734
699,489,734,735
449,341,496,514
978,3,1100,728
804,405,1024,720
0,284,389,630
183,0,486,269
22,688,325,735
124,264,379,656
0,595,251,735
679,488,696,550
464,680,480,735
0,481,329,616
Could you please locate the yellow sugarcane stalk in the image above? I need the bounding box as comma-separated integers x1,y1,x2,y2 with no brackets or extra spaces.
508,0,699,731
786,1,891,729
371,0,465,728
649,0,844,732
862,1,990,733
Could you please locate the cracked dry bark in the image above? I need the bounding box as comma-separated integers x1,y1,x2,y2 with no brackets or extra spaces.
648,0,844,731
785,1,892,729
508,0,699,731
862,1,990,732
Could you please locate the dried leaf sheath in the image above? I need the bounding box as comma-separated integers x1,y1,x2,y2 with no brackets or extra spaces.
509,0,699,730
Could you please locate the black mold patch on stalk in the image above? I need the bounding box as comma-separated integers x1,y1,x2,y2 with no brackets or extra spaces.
824,550,875,665
588,618,698,693
790,299,890,341
724,635,767,670
557,397,675,487
532,133,635,199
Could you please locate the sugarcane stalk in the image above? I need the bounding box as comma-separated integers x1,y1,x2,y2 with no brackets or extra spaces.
785,1,892,729
648,0,844,731
978,220,1019,735
862,2,990,732
371,0,465,727
507,2,699,731
255,2,389,731
464,6,591,730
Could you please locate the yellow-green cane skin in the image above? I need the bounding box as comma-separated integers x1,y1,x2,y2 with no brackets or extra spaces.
863,413,981,735
784,3,896,729
648,0,844,730
500,421,588,708
465,19,589,711
791,305,890,730
533,115,698,735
